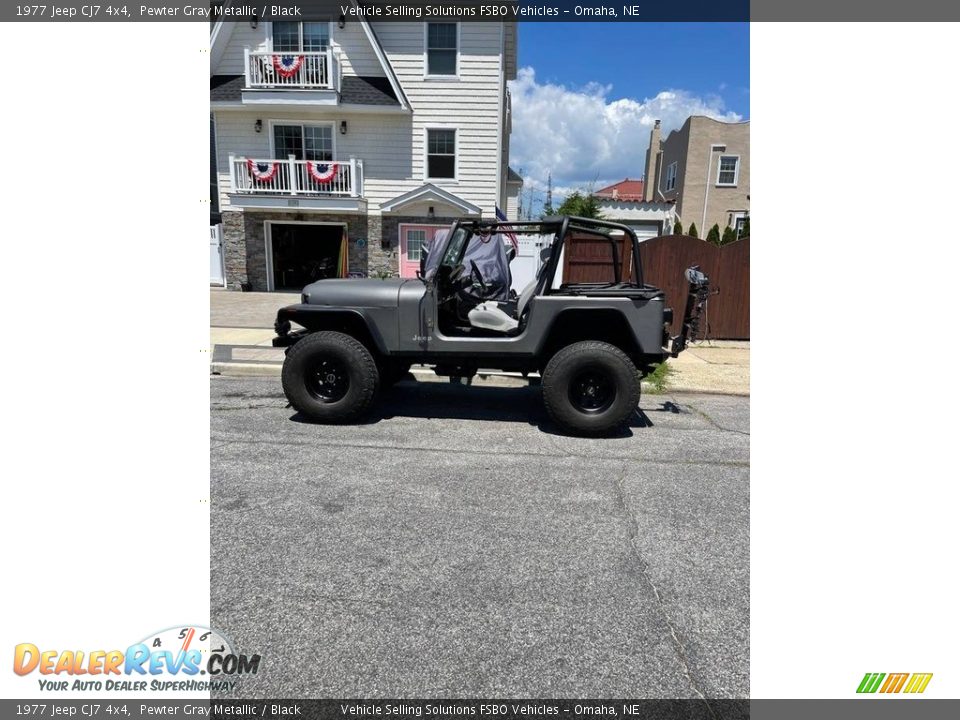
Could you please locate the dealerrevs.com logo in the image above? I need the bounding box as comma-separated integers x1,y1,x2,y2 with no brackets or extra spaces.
13,625,260,693
856,672,933,694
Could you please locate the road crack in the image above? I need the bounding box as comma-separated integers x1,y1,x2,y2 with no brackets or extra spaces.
684,402,750,437
613,469,717,716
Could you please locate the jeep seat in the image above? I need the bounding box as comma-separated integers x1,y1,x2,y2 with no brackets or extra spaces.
467,301,520,333
467,244,552,334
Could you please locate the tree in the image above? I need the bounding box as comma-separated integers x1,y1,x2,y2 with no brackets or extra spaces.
706,223,721,246
721,225,736,246
739,216,750,238
557,191,601,219
687,223,699,238
672,220,683,235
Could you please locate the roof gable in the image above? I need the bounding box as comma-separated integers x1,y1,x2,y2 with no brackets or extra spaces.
380,184,481,215
208,4,410,110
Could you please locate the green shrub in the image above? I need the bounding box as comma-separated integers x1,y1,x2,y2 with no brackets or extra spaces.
687,223,698,238
706,223,721,245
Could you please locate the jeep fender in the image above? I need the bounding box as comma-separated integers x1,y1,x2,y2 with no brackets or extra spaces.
273,305,390,355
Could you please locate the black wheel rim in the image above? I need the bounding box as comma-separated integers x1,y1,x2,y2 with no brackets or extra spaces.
306,357,350,403
568,367,616,414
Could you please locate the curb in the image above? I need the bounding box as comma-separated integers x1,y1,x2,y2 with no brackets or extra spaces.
210,363,748,396
211,362,281,377
210,363,534,387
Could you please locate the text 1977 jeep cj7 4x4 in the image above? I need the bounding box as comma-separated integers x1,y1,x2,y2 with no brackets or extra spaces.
273,216,708,436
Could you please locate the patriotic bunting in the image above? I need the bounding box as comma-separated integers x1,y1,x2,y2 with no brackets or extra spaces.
307,161,338,184
247,159,279,182
273,55,305,78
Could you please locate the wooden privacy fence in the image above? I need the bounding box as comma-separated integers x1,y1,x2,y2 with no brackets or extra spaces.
638,234,750,340
560,232,750,339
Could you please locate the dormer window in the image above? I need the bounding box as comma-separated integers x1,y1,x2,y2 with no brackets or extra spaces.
273,22,330,52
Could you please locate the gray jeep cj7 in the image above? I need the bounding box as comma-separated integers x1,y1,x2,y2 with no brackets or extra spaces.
273,216,708,436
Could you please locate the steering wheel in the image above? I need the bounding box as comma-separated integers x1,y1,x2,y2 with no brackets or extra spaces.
470,260,488,295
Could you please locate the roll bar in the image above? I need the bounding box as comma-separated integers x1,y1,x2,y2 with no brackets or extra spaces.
446,215,645,287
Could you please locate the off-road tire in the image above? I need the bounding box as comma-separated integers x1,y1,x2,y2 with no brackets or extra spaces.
541,341,640,436
281,331,379,422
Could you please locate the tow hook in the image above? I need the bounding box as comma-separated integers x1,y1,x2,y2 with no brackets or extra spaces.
670,265,711,357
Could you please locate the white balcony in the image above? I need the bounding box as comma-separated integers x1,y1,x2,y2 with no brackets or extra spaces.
227,155,365,212
243,48,340,91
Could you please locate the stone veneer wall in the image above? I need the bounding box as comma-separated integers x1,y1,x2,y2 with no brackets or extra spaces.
368,215,461,278
221,211,369,291
221,211,248,290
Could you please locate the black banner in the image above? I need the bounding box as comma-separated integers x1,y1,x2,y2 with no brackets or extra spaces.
5,0,960,22
4,700,960,720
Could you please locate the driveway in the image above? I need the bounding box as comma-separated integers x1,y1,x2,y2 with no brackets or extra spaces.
211,376,749,699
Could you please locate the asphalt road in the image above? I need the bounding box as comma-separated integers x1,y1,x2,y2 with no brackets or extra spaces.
211,376,749,699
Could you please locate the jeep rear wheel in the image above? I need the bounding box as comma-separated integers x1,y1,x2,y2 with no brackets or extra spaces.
281,331,379,422
541,341,639,436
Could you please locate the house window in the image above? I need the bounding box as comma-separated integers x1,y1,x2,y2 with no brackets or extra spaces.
664,162,678,192
426,23,458,76
273,21,329,52
273,124,333,161
734,215,748,237
717,155,739,186
406,229,425,261
427,129,456,179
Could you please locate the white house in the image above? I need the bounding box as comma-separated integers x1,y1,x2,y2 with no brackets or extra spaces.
210,12,520,290
592,178,676,241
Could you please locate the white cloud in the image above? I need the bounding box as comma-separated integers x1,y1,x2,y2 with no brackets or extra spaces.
508,67,743,207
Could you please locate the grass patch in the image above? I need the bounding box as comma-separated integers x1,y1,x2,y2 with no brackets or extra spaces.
643,362,673,394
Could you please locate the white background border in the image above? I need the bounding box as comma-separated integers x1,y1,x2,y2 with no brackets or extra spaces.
0,22,210,699
1,20,958,702
751,22,959,698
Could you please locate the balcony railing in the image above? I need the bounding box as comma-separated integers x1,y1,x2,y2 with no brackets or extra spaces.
229,156,362,197
244,49,337,89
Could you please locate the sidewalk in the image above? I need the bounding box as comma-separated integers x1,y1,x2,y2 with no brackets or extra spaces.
210,289,749,395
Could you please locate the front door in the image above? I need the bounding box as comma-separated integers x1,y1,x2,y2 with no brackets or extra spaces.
399,225,445,278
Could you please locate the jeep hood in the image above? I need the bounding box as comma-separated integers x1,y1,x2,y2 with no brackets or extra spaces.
301,278,411,308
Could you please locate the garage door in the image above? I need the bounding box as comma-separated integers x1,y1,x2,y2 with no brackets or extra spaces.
629,225,661,242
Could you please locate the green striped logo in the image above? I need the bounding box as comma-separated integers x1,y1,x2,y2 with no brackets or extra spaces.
857,672,932,694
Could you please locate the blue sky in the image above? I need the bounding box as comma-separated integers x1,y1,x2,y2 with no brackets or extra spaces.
508,23,749,211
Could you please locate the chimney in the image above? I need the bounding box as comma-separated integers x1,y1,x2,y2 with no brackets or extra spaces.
643,119,661,202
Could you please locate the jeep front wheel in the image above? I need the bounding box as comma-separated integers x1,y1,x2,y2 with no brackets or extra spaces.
541,341,640,436
281,331,379,422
